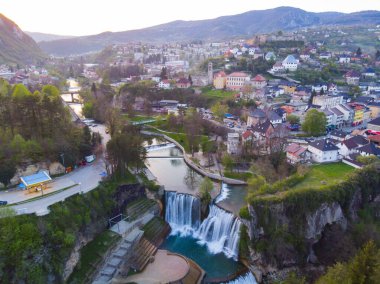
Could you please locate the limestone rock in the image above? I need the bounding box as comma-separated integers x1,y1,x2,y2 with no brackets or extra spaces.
49,162,65,175
305,202,347,240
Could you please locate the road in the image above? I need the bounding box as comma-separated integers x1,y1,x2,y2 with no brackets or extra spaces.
8,156,107,215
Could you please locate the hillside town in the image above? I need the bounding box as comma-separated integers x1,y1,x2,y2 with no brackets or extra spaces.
0,7,380,284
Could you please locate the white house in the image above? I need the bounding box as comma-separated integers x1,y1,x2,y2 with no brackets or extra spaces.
158,80,171,89
312,95,343,109
339,56,351,64
227,133,240,155
308,139,340,163
282,55,299,71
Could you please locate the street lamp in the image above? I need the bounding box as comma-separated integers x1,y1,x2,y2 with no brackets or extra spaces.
60,153,65,167
78,182,83,194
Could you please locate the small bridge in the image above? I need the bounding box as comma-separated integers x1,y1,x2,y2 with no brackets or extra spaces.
145,143,176,151
146,156,183,159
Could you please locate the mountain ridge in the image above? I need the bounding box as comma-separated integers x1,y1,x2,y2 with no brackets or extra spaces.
26,31,76,43
0,14,45,65
36,6,380,56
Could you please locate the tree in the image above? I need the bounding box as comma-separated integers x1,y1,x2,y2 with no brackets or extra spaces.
302,109,327,136
356,47,362,57
184,108,202,155
160,67,168,80
222,154,234,171
0,160,16,187
356,155,379,165
211,102,229,120
188,75,193,86
316,241,380,284
105,107,121,137
376,50,380,60
199,177,213,204
286,114,300,125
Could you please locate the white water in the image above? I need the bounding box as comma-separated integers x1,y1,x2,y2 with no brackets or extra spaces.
146,143,176,152
195,205,241,260
215,183,230,203
224,272,257,284
165,191,241,260
165,191,201,235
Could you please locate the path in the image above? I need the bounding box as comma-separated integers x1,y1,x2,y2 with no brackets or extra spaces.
141,130,247,185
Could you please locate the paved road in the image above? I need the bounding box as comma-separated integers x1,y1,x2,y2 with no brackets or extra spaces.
10,157,106,215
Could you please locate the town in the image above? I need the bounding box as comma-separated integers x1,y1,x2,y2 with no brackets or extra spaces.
0,5,380,284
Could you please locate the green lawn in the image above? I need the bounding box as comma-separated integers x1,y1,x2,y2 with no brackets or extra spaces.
201,89,236,99
292,163,354,190
68,230,121,283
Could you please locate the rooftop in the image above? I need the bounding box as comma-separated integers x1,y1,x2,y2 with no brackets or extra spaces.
20,171,52,187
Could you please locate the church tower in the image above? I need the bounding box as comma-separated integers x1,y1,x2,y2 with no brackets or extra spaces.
208,62,213,85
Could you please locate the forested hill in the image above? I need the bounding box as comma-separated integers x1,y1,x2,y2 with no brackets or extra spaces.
39,7,380,56
0,14,45,65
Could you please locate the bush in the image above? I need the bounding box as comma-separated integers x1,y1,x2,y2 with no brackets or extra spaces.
239,206,251,220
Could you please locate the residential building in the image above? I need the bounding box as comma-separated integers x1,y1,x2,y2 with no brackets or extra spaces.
368,102,380,119
265,52,276,61
351,105,364,126
368,117,380,132
308,139,340,163
312,95,343,109
356,143,380,157
226,72,250,91
345,70,361,85
176,78,191,88
330,107,344,128
336,104,354,125
270,62,285,73
337,135,368,157
339,55,351,64
286,143,309,164
251,120,275,147
227,133,240,155
251,74,267,89
282,55,299,71
158,80,171,89
213,71,227,89
247,109,267,127
330,129,348,142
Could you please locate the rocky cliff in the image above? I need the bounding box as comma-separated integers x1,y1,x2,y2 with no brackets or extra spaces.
241,165,380,282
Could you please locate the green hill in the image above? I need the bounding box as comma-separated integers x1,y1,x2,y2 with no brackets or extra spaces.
0,14,45,65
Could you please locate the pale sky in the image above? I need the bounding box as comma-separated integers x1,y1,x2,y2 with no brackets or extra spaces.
1,0,379,36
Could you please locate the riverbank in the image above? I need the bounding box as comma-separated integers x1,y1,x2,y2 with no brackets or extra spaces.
141,130,247,186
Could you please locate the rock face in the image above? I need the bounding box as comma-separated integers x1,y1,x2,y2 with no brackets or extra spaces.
49,162,65,176
10,162,49,185
8,161,66,186
305,202,347,240
62,183,146,281
243,166,380,282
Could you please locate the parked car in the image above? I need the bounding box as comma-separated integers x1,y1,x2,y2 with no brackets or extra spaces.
0,201,8,206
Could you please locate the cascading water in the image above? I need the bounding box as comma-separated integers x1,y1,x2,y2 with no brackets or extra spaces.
195,205,241,260
215,182,230,203
165,191,201,235
224,272,257,284
165,191,241,260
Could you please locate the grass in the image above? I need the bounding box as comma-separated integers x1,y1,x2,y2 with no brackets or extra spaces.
68,230,121,283
292,163,354,190
201,89,236,99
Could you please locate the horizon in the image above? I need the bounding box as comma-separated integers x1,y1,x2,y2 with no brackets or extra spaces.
1,0,380,36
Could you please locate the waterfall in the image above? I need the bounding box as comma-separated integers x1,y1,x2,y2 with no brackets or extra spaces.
195,205,241,260
165,191,241,260
224,272,257,284
215,183,230,203
165,191,201,235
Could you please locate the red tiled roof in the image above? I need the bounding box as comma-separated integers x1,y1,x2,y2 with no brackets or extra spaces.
252,74,266,82
228,72,249,77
